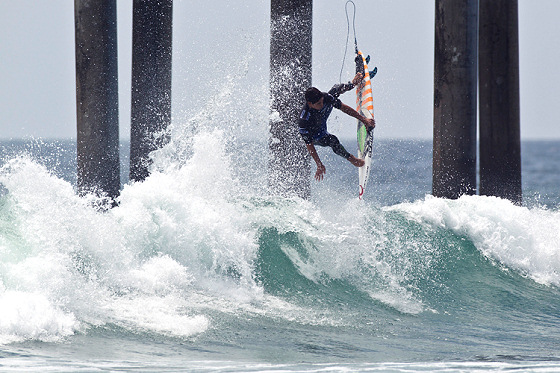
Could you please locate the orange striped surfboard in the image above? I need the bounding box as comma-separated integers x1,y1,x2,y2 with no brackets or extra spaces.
355,50,375,200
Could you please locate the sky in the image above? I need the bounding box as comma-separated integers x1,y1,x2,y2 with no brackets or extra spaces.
1,0,559,140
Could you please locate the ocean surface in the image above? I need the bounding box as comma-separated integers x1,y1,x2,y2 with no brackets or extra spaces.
0,134,559,372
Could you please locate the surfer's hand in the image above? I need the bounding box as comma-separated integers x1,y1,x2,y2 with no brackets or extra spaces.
363,118,376,129
315,164,326,181
352,73,363,85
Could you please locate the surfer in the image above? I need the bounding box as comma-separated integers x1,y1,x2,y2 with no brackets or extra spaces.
298,73,376,181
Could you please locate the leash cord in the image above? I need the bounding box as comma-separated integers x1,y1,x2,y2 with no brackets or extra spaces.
339,0,357,83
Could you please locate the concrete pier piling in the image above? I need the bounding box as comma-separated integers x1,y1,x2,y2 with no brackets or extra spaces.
269,0,313,199
432,0,478,199
74,0,120,200
479,0,522,204
129,0,173,183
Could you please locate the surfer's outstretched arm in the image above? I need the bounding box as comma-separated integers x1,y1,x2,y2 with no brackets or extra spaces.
339,103,376,128
328,73,364,98
305,143,326,181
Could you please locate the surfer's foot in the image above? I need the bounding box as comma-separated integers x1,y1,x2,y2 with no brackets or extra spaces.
349,155,365,167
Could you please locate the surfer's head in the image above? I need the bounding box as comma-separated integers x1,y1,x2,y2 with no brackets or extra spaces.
305,87,324,110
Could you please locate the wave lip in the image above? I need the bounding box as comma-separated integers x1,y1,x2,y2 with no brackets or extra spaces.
393,194,560,286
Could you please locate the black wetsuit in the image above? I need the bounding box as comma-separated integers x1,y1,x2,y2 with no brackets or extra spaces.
298,83,354,159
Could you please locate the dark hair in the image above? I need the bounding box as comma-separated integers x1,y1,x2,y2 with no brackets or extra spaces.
305,87,322,104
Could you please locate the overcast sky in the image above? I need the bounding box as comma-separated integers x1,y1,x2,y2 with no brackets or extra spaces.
1,0,559,140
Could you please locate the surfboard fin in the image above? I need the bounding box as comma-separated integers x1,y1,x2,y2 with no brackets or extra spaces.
369,67,377,78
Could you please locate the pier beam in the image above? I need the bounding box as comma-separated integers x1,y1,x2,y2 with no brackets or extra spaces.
129,0,173,182
269,0,312,199
479,0,522,203
432,0,478,199
74,0,120,200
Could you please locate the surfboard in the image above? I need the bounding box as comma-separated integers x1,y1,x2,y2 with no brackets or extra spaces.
355,51,376,200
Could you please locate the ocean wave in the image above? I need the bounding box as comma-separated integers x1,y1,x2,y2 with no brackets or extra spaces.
2,133,560,345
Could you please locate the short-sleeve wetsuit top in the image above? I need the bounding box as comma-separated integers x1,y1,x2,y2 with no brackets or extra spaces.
297,83,354,145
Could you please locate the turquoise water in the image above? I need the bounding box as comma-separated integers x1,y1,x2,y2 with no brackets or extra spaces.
0,135,559,372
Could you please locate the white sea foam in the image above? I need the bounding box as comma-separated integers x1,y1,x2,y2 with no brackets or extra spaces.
244,195,426,314
0,142,249,342
393,194,560,286
0,290,78,344
11,132,546,346
1,130,359,343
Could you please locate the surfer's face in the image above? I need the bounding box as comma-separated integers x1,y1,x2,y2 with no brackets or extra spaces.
308,97,324,110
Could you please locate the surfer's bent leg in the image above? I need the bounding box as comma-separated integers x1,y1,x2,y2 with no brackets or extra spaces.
315,134,352,160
